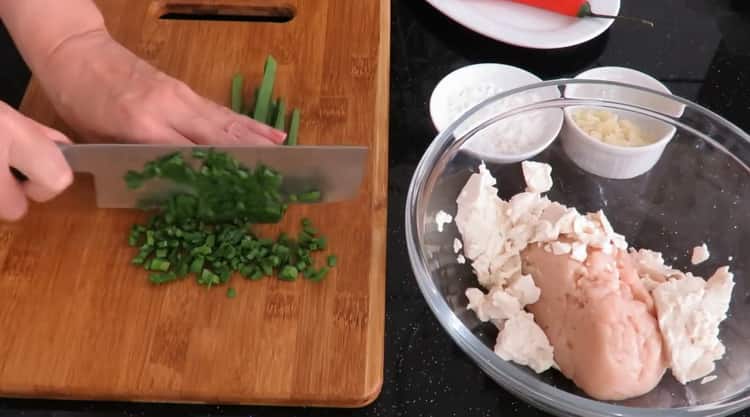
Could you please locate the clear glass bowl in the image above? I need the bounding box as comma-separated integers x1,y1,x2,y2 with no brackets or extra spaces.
405,79,750,417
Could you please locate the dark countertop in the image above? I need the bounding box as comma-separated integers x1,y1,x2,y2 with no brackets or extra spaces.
1,1,750,416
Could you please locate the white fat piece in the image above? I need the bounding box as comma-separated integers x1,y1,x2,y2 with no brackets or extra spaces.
691,243,710,265
435,210,453,232
652,267,734,384
494,311,554,373
521,161,553,194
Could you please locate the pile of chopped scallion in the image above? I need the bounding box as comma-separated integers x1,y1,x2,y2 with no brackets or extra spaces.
124,56,330,297
125,130,332,295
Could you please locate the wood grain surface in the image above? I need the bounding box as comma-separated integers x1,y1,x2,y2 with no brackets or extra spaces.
0,0,389,407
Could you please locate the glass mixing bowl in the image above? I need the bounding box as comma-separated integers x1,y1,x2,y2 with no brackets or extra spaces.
405,79,750,417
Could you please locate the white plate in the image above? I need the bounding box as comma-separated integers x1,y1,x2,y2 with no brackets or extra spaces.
424,0,620,49
430,63,563,163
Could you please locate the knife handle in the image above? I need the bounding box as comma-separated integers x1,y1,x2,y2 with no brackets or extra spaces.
10,167,28,183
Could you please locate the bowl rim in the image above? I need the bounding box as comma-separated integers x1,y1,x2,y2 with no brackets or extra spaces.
569,66,687,118
429,62,545,133
405,78,750,417
574,66,673,93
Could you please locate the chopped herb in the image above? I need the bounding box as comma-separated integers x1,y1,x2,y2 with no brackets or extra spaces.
308,266,329,282
149,272,178,284
274,99,286,131
244,87,259,116
199,269,221,287
124,171,144,189
298,190,321,203
148,258,171,272
231,73,244,113
253,56,277,123
287,108,300,145
327,255,337,267
279,265,298,281
126,56,331,293
190,257,205,274
268,98,279,125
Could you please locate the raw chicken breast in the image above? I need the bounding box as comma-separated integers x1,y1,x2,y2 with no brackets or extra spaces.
523,244,667,400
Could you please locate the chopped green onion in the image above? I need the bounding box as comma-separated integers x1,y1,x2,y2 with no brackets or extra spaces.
199,269,220,287
287,108,300,145
227,287,237,298
303,267,315,279
327,255,337,267
192,148,208,159
149,258,171,272
190,257,205,273
239,264,253,278
128,234,140,247
279,265,298,281
308,267,329,282
231,73,244,113
253,56,277,123
124,171,144,189
274,99,286,131
150,272,178,284
314,237,327,250
126,98,333,290
176,261,189,277
298,190,321,203
268,98,278,125
245,87,259,116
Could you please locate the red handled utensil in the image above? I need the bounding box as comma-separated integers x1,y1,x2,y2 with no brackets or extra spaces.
507,0,655,27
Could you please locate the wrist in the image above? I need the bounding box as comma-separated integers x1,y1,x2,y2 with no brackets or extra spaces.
37,29,117,108
40,27,112,75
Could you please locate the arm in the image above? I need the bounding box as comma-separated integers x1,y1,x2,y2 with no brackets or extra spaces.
0,0,286,146
0,0,106,75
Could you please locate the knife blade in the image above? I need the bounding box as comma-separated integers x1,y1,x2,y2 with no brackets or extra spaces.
12,144,367,208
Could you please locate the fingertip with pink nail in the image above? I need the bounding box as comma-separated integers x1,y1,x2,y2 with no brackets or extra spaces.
226,120,278,145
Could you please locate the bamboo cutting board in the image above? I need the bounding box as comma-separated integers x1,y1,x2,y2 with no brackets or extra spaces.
0,0,388,407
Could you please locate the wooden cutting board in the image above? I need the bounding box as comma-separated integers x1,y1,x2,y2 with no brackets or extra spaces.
0,0,388,407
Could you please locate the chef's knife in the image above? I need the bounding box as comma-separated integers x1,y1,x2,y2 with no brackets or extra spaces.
12,144,367,208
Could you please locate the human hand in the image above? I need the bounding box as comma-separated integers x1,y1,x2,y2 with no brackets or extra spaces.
0,101,73,221
37,30,286,146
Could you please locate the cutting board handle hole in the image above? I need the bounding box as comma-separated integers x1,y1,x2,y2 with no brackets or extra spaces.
155,2,295,23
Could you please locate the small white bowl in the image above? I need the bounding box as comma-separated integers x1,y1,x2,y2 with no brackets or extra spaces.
561,66,686,179
562,107,677,179
429,63,563,164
